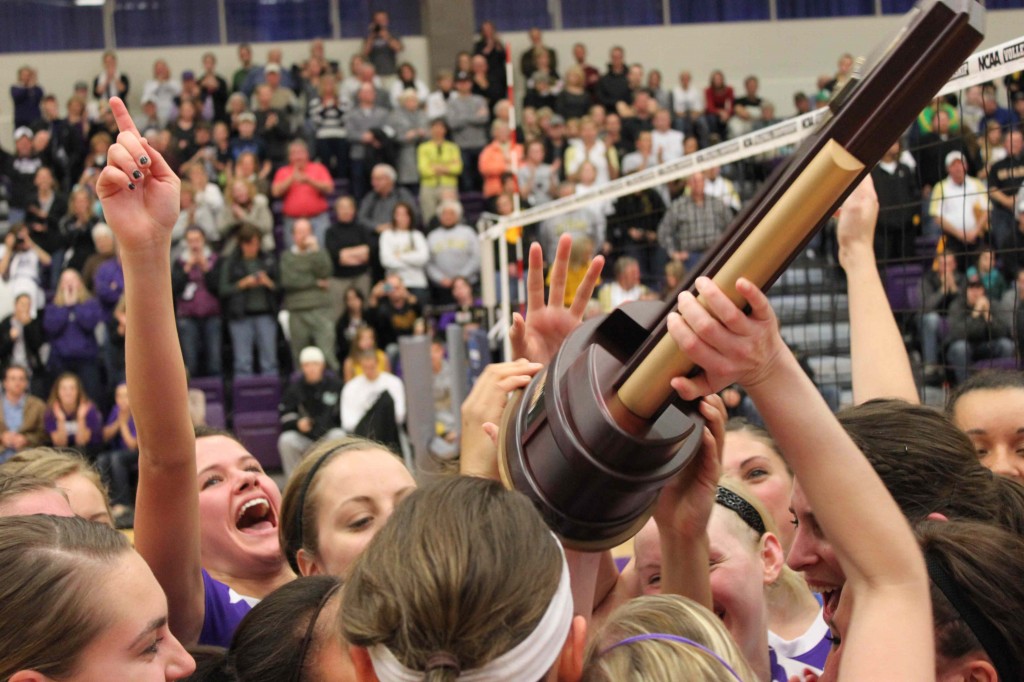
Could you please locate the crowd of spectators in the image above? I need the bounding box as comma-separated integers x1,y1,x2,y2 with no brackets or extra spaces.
0,16,1023,490
5,14,1024,682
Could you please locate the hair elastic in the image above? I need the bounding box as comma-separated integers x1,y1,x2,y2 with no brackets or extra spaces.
925,550,1019,682
600,633,744,681
425,651,461,674
368,533,573,682
715,487,767,537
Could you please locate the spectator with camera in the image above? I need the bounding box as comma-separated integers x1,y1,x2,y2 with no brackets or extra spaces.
0,294,46,393
363,11,403,81
219,225,279,377
0,223,49,314
945,273,1015,384
172,227,222,379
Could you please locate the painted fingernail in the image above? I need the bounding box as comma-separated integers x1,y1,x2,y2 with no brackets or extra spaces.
128,182,136,191
139,155,150,166
132,170,142,180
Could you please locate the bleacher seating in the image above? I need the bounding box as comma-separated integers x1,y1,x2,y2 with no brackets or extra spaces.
232,375,283,414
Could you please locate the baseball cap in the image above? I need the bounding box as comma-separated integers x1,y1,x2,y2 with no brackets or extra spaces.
13,127,32,141
299,346,326,365
455,70,471,82
264,63,281,75
549,114,566,126
182,70,196,81
237,111,257,124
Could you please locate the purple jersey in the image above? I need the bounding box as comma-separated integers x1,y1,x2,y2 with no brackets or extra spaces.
198,568,258,647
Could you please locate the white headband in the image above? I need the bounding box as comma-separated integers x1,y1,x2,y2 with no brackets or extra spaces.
369,534,574,681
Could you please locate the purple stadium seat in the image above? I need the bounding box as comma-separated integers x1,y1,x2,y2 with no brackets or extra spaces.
233,410,281,470
972,357,1020,372
232,375,282,414
460,191,485,224
914,234,939,258
189,376,225,406
883,264,924,315
205,402,226,429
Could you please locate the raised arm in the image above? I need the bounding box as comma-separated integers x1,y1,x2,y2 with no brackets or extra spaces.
837,176,919,404
96,98,205,644
509,233,603,365
651,395,724,610
669,277,933,682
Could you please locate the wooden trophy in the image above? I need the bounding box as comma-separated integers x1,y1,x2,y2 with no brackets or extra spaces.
499,0,985,551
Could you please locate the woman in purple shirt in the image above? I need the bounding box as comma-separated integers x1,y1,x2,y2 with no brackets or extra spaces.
97,99,293,650
43,269,105,403
96,382,138,525
44,371,103,459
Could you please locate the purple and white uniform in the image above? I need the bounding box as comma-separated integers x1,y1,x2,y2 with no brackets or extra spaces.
198,568,260,647
768,608,831,679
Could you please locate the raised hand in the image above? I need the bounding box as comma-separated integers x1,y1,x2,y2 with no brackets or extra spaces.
836,175,879,264
652,395,726,538
509,233,604,365
459,359,544,480
95,97,181,254
668,276,787,400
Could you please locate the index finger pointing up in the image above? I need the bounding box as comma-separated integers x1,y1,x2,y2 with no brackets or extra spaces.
109,97,141,139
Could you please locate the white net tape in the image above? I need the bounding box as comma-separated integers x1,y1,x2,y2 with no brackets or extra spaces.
479,33,1024,357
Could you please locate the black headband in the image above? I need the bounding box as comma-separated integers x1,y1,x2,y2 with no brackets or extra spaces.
715,487,767,537
289,438,388,569
290,449,337,566
925,550,1019,682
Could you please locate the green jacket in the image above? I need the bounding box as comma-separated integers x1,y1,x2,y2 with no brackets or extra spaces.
280,248,332,312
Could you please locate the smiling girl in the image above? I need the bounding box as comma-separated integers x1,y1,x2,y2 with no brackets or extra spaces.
95,97,294,648
0,515,194,681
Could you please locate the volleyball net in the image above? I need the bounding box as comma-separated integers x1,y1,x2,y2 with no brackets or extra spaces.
476,35,1024,409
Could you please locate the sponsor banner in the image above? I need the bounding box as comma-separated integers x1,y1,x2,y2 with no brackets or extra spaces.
938,35,1024,95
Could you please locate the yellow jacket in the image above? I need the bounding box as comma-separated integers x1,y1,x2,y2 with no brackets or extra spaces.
417,140,463,188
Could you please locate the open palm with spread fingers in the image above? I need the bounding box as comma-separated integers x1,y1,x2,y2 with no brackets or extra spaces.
509,233,604,365
96,97,181,252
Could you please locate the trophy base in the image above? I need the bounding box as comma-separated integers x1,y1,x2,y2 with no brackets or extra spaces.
499,301,705,551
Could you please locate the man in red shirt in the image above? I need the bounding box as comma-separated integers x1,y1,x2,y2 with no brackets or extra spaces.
271,139,334,247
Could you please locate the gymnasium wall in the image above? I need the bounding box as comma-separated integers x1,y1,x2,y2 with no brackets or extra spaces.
0,8,1022,147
